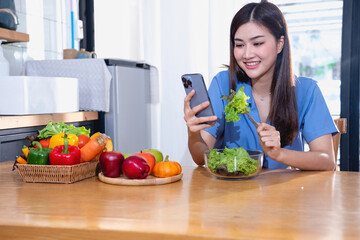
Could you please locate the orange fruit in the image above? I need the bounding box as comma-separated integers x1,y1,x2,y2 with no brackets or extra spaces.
134,151,156,174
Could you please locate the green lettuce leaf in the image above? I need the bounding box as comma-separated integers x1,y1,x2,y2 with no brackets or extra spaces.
207,147,258,175
66,125,91,136
223,87,250,123
37,121,90,139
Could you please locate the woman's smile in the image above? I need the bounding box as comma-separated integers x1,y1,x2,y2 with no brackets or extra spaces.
244,61,261,69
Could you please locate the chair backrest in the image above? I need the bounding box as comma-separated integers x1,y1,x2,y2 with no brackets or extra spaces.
333,118,347,170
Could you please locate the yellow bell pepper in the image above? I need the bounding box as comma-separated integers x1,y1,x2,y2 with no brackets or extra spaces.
22,145,30,158
49,133,79,149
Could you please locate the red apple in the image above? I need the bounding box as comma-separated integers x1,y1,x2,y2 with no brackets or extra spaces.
99,151,124,178
122,155,150,179
134,151,156,174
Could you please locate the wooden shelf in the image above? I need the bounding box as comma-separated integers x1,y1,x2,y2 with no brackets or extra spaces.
0,111,98,130
0,27,29,43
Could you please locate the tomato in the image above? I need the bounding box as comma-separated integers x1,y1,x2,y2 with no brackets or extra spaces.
34,138,50,148
78,134,91,148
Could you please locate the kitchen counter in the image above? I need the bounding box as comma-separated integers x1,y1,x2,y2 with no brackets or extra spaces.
0,111,98,130
0,162,360,240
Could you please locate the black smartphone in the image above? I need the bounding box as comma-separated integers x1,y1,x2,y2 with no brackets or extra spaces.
181,73,216,124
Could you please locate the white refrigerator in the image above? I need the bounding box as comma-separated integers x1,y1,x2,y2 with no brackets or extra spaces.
104,59,159,154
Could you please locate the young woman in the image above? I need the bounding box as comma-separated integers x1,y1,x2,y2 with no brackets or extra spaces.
183,1,338,170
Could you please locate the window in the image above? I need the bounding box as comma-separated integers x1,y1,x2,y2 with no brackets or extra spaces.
273,0,343,164
275,0,343,117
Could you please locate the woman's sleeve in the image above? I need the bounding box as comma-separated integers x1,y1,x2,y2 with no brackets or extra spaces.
302,82,339,143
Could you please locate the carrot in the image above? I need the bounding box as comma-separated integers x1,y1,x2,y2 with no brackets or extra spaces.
80,134,106,162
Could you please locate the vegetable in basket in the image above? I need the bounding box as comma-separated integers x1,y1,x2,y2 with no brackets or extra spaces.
80,134,107,163
27,141,52,165
49,133,78,149
22,146,29,158
37,121,90,139
49,139,81,165
16,156,27,164
34,139,50,148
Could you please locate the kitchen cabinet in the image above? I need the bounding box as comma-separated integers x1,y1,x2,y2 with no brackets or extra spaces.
0,27,29,43
0,112,99,162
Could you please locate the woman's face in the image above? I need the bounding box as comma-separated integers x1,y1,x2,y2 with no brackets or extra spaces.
233,21,284,83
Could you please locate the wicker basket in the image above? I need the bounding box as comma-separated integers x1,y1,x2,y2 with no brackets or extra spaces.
16,160,99,184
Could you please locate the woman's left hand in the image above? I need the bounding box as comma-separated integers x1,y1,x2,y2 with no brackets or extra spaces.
257,123,281,160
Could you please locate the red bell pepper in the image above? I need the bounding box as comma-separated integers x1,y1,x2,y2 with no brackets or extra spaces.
49,139,81,165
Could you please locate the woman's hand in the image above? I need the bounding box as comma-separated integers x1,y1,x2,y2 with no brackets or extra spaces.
184,90,217,133
257,123,282,160
184,90,217,166
257,123,335,170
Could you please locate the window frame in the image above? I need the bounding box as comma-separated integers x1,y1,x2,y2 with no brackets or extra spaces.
340,0,360,171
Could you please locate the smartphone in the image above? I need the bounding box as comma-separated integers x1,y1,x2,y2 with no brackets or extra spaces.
181,73,216,124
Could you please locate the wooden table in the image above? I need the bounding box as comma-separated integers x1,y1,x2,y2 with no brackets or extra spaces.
1,161,360,240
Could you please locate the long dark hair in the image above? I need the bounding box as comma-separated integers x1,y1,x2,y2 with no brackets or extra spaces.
229,0,298,147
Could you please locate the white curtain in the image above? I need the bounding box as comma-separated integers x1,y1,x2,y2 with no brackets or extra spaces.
95,0,248,165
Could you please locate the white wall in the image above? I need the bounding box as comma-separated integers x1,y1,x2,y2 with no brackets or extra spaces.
94,0,141,60
3,0,78,75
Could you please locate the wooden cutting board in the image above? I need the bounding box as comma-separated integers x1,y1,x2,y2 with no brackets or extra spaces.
98,172,183,186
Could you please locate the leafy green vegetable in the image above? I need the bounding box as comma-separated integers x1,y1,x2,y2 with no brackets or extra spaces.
37,121,90,139
66,126,90,137
207,147,258,175
221,87,250,123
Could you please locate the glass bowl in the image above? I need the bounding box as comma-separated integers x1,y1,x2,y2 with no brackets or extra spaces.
204,148,263,179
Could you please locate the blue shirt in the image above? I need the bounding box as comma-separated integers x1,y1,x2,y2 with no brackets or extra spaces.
205,70,338,169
